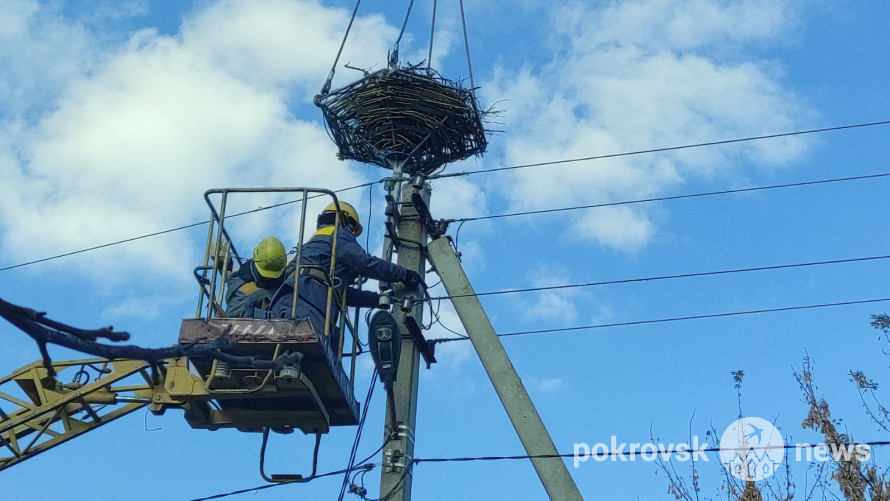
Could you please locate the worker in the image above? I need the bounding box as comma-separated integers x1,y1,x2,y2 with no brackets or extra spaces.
225,236,290,318
271,201,423,343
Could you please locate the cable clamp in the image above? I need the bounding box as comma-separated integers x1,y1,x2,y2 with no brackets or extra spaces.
384,448,414,471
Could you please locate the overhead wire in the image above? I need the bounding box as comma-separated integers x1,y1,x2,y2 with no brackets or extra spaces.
0,179,381,273
190,439,890,500
428,254,890,301
448,172,890,224
411,440,890,463
428,297,890,343
3,120,888,274
429,119,890,180
338,369,378,501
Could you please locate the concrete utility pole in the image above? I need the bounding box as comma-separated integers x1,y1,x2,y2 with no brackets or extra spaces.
379,180,429,500
377,179,583,500
427,236,584,501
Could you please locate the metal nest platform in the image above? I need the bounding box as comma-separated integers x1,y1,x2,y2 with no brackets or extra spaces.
315,65,488,175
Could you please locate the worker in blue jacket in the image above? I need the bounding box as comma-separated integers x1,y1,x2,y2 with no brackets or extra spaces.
225,236,290,318
271,201,423,346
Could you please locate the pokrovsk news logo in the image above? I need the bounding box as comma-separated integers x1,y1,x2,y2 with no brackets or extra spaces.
719,417,784,481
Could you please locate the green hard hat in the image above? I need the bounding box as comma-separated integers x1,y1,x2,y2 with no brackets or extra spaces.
252,237,287,278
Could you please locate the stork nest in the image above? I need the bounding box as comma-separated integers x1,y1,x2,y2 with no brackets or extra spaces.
315,65,487,175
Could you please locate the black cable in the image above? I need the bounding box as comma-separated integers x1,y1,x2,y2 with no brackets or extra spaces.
394,0,415,48
189,465,358,501
430,298,890,343
11,121,886,274
8,120,890,275
458,0,475,91
429,254,890,301
451,172,890,223
338,369,378,501
190,439,890,499
0,180,381,273
320,0,363,95
412,441,890,463
427,0,438,69
430,120,890,180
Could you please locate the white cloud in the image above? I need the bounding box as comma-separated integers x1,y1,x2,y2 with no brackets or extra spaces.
0,0,402,289
515,266,580,324
484,0,815,253
524,375,565,394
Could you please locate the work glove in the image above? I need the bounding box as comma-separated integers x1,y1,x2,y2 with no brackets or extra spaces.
402,269,425,289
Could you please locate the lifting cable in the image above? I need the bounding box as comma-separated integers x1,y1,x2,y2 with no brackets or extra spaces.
320,0,363,95
458,0,476,91
427,0,438,69
391,0,415,66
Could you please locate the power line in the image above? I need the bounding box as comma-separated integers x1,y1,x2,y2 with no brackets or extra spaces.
430,298,890,343
4,120,889,274
189,464,369,501
192,440,890,499
431,119,890,180
450,172,890,223
429,254,890,301
412,440,890,463
0,180,381,273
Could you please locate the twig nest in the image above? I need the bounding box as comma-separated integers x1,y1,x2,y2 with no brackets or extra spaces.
316,65,488,175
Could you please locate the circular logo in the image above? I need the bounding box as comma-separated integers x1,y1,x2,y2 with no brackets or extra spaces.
719,417,784,481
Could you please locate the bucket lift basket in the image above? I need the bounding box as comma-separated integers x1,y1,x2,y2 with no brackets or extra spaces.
169,188,361,435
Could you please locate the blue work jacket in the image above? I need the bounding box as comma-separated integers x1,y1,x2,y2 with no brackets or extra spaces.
224,260,289,319
271,225,407,336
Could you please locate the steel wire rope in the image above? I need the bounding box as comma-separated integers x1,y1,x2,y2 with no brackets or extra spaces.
428,298,890,343
458,0,476,91
428,254,890,301
0,179,381,273
427,0,438,69
448,172,890,224
394,0,415,50
428,119,890,180
319,0,363,95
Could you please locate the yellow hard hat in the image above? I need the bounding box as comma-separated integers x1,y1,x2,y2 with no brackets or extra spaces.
252,237,287,278
318,201,363,237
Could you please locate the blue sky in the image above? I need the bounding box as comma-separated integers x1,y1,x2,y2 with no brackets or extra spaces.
1,0,889,499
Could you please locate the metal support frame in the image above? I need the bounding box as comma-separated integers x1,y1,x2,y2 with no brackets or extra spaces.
0,358,153,472
427,236,584,501
379,181,429,500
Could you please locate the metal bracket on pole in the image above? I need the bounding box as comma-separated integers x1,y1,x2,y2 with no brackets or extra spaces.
411,192,449,240
403,316,437,368
427,236,584,501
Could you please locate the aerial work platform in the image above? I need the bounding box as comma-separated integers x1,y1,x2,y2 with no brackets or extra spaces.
176,317,359,433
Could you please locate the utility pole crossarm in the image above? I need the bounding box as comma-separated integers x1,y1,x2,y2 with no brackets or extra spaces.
427,236,584,501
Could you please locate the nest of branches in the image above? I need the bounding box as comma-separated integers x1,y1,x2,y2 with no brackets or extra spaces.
315,65,488,175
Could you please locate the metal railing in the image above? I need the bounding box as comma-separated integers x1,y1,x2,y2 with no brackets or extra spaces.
192,188,362,376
